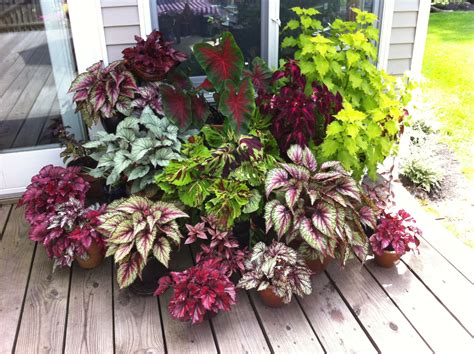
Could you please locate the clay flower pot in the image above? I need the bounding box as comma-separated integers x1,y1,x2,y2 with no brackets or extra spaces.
305,255,333,274
374,250,401,268
75,240,104,269
258,287,286,308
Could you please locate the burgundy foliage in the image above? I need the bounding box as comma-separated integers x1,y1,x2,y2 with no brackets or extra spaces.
370,209,422,256
123,30,186,79
154,258,237,324
184,216,248,276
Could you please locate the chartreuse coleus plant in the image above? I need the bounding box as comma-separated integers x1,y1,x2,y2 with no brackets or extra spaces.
160,32,256,135
83,106,190,194
265,145,376,265
68,60,137,128
282,7,413,179
98,196,188,288
155,132,275,228
238,241,312,303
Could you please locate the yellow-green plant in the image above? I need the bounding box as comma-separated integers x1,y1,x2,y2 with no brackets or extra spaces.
282,7,413,179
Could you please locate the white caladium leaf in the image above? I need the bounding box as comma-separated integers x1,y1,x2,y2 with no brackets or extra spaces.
311,202,337,237
153,238,171,267
272,204,292,239
287,144,304,164
264,200,280,233
285,184,302,210
265,168,289,196
302,146,317,172
280,163,310,181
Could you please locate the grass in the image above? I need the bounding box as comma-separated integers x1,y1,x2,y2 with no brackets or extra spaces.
421,12,474,180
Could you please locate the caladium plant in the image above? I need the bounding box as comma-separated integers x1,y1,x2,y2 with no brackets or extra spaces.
98,196,188,288
68,60,137,127
29,198,106,268
370,209,421,256
18,165,90,226
264,145,376,265
83,107,189,194
238,241,312,304
154,258,236,324
122,30,187,80
184,216,248,276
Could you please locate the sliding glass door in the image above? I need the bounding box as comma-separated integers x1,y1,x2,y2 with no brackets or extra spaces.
0,0,84,198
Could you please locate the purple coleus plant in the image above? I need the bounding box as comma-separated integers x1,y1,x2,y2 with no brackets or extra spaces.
257,60,342,153
264,145,376,265
184,216,248,276
68,60,137,127
370,209,421,256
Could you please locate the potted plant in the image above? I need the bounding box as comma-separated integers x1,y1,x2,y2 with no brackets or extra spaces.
237,241,312,308
154,258,236,324
264,145,376,273
98,196,188,293
369,209,421,268
68,60,137,132
83,107,189,196
122,30,187,82
184,216,248,277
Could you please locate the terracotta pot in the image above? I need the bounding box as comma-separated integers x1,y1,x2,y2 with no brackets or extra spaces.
258,287,286,308
305,255,333,274
374,250,401,268
131,66,166,82
75,240,104,269
130,257,170,296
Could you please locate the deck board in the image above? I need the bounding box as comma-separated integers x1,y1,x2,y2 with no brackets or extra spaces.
0,204,472,353
0,203,12,239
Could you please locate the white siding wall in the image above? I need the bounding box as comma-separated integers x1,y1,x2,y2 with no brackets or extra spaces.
100,0,141,62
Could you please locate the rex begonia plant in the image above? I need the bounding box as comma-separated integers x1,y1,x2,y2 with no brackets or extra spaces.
370,209,421,256
264,145,376,265
18,165,90,226
98,196,188,288
184,216,248,276
238,241,312,303
122,30,187,80
154,258,236,324
29,198,106,268
68,60,137,127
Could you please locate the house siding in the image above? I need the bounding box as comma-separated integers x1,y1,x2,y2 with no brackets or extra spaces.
386,0,429,76
100,0,141,62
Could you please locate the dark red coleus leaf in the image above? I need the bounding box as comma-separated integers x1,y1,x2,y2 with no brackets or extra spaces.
160,83,192,130
218,78,255,134
193,32,244,91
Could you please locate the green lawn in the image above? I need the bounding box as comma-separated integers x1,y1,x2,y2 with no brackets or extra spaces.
421,12,474,180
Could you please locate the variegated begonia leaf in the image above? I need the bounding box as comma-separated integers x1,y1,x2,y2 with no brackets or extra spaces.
153,238,171,267
311,202,337,237
271,204,292,239
264,168,289,197
117,253,144,288
285,184,302,210
264,200,280,233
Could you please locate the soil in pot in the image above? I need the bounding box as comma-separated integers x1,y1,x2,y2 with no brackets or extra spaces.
100,115,125,134
258,286,286,308
67,157,105,200
75,240,104,269
374,250,401,268
306,255,333,274
130,257,170,296
233,220,250,249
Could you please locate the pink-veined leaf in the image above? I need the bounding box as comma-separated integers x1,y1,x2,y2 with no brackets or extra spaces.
86,60,104,74
154,275,172,296
117,253,144,288
302,146,318,172
121,71,138,91
68,72,95,93
219,78,255,134
114,242,134,263
336,178,361,202
116,196,151,214
311,202,337,237
191,94,210,125
108,224,134,244
285,185,302,210
359,206,377,229
286,145,304,164
135,230,155,259
166,68,192,90
160,83,192,129
105,77,120,106
193,31,244,91
265,168,289,196
264,200,280,233
280,163,310,181
271,204,292,239
153,202,189,223
243,57,272,92
299,217,328,256
91,81,106,112
153,238,171,267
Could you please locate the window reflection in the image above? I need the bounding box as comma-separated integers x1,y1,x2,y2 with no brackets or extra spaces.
156,0,261,76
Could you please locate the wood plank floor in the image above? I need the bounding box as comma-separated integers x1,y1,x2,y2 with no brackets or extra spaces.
0,202,473,354
0,30,62,150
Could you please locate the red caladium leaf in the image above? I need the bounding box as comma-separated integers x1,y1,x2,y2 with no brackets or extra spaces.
91,81,106,112
166,68,193,90
191,94,210,125
160,83,192,129
311,202,337,237
154,275,172,296
265,168,289,197
218,78,255,134
117,253,144,288
243,57,272,93
193,32,244,91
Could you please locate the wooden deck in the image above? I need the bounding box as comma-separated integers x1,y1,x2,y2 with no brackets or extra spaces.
0,197,473,353
0,30,62,150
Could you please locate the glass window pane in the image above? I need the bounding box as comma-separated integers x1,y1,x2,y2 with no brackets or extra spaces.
0,0,83,152
156,0,261,76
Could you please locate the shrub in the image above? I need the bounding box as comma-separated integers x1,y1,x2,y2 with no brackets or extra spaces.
401,158,443,193
370,209,421,256
238,241,312,303
154,258,236,324
98,196,188,288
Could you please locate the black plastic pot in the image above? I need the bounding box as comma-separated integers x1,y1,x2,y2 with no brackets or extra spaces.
100,115,125,134
105,184,127,203
130,257,170,296
233,220,250,249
